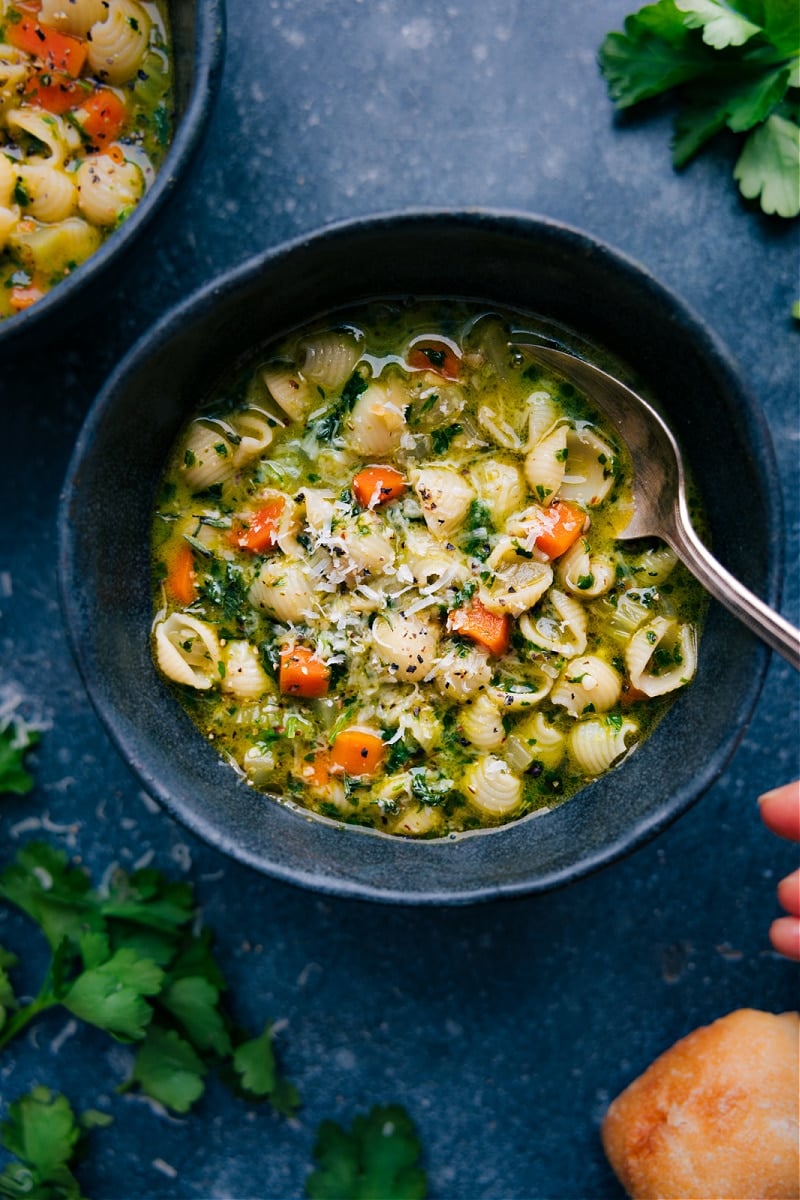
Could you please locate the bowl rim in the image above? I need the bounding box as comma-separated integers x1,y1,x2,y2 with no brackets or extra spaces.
0,0,226,354
58,207,783,904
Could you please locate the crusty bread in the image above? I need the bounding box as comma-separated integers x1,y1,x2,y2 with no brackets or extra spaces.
602,1009,799,1199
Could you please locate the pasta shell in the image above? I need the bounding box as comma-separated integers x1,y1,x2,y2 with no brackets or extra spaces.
8,216,100,276
181,421,235,490
631,543,678,586
470,458,526,526
433,645,492,700
372,612,439,682
489,668,553,711
626,617,698,697
154,614,221,690
558,427,616,507
461,755,522,817
261,362,312,422
5,109,76,165
412,466,475,539
18,163,77,223
551,654,621,717
231,409,274,468
568,716,638,776
88,0,151,85
557,537,615,598
248,560,316,624
459,693,506,750
524,425,567,503
346,377,407,456
221,641,271,701
483,537,553,616
393,803,442,837
505,711,566,772
76,154,143,226
518,588,588,656
524,391,559,448
297,330,361,390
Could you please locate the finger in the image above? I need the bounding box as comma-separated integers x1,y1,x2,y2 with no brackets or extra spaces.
758,781,800,842
769,916,800,961
777,868,800,917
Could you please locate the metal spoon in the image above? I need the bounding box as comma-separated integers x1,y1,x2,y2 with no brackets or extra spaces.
517,344,800,671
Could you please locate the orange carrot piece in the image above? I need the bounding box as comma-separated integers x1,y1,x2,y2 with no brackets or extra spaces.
24,70,87,113
232,498,286,553
164,543,197,605
7,17,87,77
530,500,586,560
279,646,330,698
352,465,406,508
77,89,128,145
330,728,385,776
407,338,461,380
307,749,331,789
9,284,44,312
447,597,510,657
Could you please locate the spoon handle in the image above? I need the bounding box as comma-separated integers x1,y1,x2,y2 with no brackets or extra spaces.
667,511,800,672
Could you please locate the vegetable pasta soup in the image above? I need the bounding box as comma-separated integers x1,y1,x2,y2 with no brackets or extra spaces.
151,301,706,838
0,0,173,319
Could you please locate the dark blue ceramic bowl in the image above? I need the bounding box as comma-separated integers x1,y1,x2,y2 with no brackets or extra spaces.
58,210,781,904
0,0,225,356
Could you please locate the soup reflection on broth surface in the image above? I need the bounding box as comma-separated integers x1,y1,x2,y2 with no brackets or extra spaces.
0,0,173,319
151,301,705,838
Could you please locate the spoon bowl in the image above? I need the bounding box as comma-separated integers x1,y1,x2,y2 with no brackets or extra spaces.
521,346,800,671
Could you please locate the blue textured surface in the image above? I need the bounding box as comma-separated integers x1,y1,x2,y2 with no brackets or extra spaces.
1,1,798,1197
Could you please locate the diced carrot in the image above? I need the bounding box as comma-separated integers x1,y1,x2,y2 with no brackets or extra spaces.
76,89,128,145
447,597,510,657
529,500,586,560
352,465,406,508
330,728,385,776
407,338,461,380
231,498,286,553
24,70,88,113
9,284,44,311
6,17,87,77
165,542,197,605
620,683,648,707
307,749,331,789
279,646,330,698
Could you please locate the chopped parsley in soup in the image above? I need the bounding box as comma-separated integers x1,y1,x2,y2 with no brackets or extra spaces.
151,301,706,837
0,0,173,319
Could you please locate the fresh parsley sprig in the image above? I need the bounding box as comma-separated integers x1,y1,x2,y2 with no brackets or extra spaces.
0,1085,111,1200
0,843,299,1117
0,721,39,797
306,1105,428,1200
599,0,800,217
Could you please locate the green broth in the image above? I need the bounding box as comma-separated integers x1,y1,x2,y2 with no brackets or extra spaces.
151,300,706,838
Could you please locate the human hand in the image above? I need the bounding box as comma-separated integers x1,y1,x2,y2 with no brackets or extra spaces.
758,781,800,961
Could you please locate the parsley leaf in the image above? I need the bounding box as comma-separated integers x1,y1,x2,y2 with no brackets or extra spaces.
0,722,39,797
306,1105,427,1200
733,110,800,214
0,1085,108,1200
0,842,298,1116
127,1026,206,1114
231,1022,301,1115
599,0,800,216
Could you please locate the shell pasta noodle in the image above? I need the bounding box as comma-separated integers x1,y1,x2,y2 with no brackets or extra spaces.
0,0,173,319
151,301,707,838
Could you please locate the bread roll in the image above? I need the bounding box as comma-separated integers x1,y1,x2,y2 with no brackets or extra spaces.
602,1008,799,1199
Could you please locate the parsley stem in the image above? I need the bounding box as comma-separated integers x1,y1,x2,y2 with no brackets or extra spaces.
0,994,58,1052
